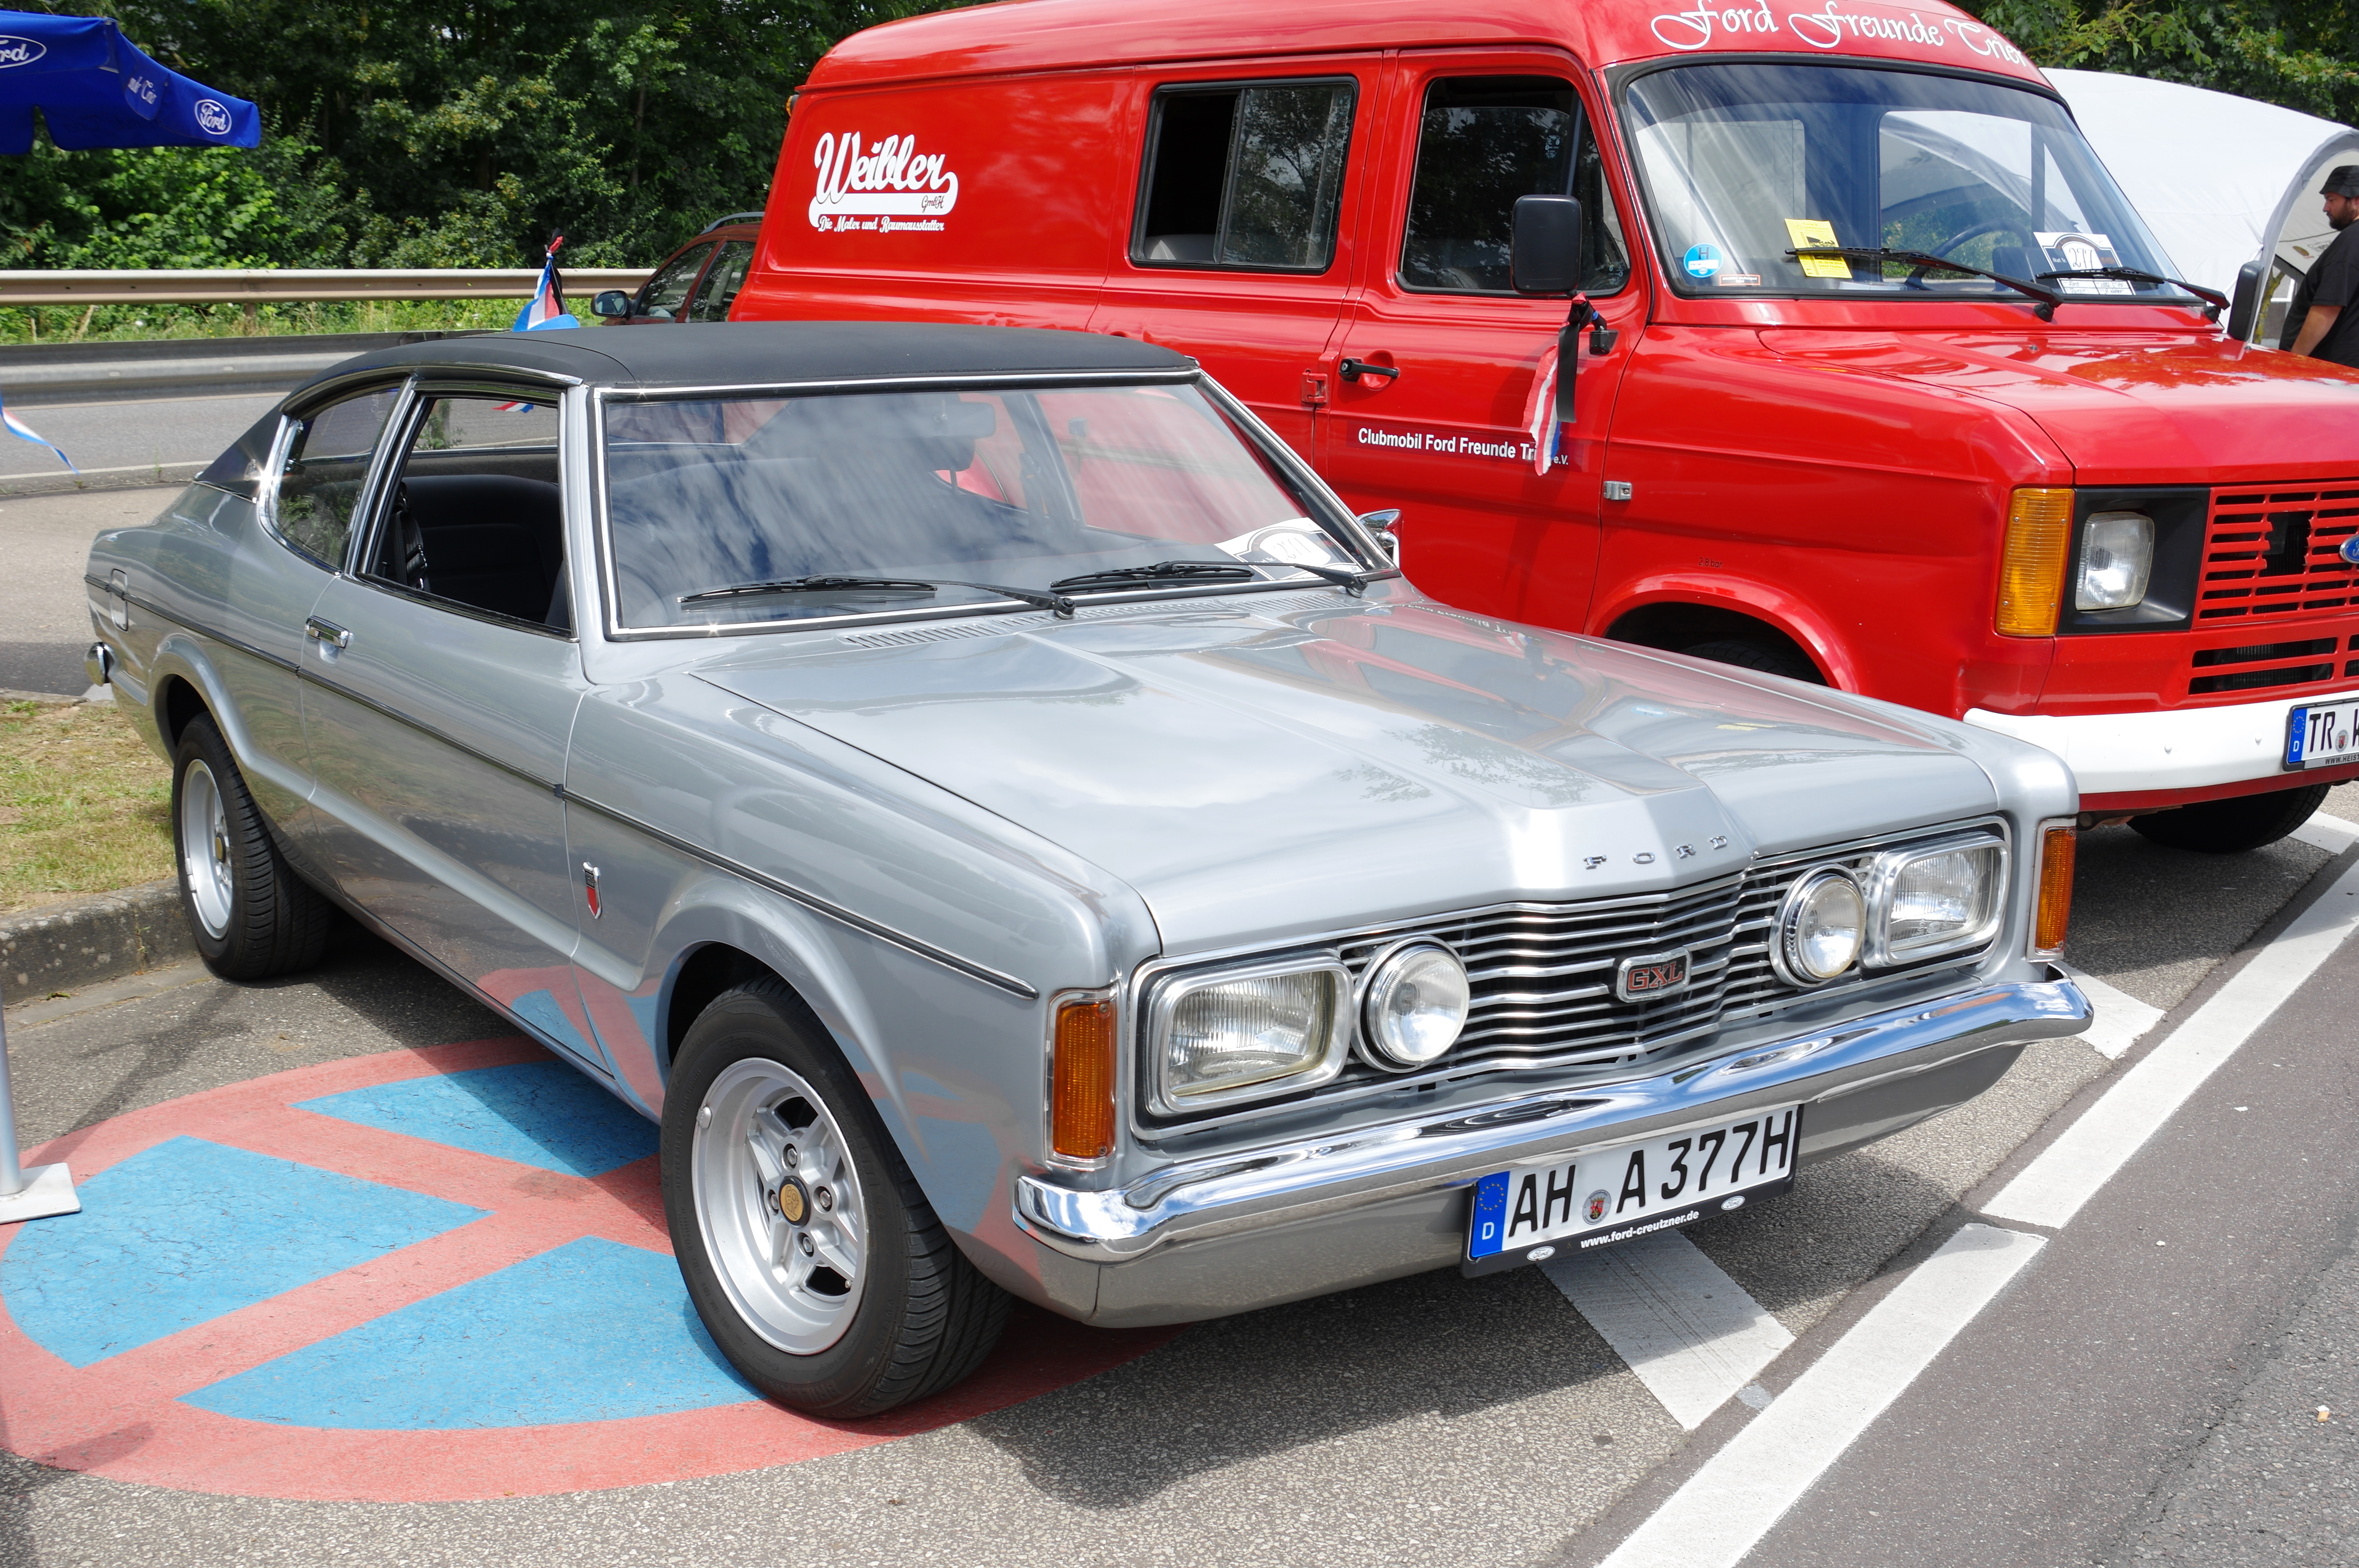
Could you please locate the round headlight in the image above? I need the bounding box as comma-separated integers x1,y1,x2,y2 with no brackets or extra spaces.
1360,942,1472,1069
1773,869,1865,986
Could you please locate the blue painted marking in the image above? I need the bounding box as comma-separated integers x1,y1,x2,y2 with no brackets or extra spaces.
1468,1170,1510,1259
182,1237,758,1428
0,1137,484,1367
913,1117,1000,1232
297,1061,657,1176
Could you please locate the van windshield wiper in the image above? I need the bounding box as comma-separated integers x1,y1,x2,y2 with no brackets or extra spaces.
678,574,1077,617
2036,266,2228,316
1785,246,2063,319
1049,560,1258,592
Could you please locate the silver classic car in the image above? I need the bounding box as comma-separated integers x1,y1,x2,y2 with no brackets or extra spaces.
84,324,2090,1416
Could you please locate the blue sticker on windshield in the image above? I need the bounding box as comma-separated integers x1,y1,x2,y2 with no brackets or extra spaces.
1683,244,1722,279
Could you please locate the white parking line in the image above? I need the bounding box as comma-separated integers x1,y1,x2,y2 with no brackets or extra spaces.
2294,809,2359,854
1987,848,2359,1229
1543,1231,1794,1430
1595,1225,2046,1568
2055,963,2165,1061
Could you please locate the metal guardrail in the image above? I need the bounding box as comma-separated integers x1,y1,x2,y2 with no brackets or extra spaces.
0,268,653,306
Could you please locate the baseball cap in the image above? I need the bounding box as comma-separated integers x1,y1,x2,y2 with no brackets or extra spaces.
2325,165,2359,197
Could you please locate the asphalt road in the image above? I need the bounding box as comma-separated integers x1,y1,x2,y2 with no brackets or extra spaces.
0,486,184,695
0,391,276,492
4,804,2355,1566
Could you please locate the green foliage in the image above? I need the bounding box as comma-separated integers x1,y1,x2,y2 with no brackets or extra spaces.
1957,0,2359,125
2,0,962,274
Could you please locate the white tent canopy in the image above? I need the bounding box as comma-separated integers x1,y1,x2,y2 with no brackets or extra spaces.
2049,68,2359,343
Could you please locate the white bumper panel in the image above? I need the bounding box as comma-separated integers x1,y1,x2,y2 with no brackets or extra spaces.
1964,691,2359,796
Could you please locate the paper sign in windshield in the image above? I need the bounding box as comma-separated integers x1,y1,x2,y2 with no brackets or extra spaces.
2036,232,2132,293
1785,218,1850,278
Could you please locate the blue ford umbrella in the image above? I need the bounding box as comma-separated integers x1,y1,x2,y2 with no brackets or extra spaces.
0,9,258,153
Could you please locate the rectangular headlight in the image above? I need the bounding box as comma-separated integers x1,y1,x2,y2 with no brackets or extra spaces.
1147,957,1350,1114
1866,834,2006,966
2075,510,2154,610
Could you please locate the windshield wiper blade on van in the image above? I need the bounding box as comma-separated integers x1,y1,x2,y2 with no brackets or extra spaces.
678,574,1077,617
1048,560,1259,592
1785,247,2063,320
2036,266,2228,317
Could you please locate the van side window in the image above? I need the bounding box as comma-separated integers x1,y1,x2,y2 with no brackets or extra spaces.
1400,77,1630,296
1135,80,1356,272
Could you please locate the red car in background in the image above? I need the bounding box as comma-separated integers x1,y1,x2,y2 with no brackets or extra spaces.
593,213,763,325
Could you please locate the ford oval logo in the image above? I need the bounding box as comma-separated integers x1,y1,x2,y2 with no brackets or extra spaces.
2342,536,2359,566
0,36,48,68
1614,948,1693,1004
194,99,232,136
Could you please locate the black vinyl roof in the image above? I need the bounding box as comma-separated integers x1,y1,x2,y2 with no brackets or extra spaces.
291,320,1195,398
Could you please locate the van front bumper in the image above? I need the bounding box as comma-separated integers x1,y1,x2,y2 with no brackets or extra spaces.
1966,695,2359,808
1013,974,2088,1326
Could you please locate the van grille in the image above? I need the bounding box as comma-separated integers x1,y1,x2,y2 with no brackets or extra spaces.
2196,483,2359,621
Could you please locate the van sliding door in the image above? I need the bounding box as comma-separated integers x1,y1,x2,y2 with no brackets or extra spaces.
1089,63,1378,459
1321,56,1646,629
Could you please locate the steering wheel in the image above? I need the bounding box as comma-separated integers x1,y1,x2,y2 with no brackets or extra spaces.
1926,218,2029,261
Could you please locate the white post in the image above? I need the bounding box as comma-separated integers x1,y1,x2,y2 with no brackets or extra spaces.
0,983,80,1222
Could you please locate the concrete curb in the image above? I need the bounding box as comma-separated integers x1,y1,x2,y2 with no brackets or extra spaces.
1,880,194,1001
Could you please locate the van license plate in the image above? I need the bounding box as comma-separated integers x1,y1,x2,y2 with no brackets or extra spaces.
1462,1105,1800,1276
2286,696,2359,769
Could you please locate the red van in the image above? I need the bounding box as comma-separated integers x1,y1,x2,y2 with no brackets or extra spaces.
731,0,2359,851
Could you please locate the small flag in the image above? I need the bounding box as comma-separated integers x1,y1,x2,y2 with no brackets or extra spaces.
0,385,76,474
1522,344,1565,475
513,234,580,332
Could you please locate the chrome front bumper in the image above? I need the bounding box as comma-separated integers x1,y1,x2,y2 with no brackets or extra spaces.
1014,975,2086,1301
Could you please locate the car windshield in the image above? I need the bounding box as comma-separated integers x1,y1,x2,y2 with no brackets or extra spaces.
601,380,1365,630
1622,63,2188,304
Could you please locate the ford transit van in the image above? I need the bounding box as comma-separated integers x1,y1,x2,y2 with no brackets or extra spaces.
730,0,2359,850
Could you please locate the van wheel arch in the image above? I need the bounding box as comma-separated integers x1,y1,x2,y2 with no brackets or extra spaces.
1604,604,1830,686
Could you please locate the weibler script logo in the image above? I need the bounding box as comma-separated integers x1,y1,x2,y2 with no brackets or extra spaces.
0,35,49,69
1649,0,2026,62
809,131,959,233
194,98,233,136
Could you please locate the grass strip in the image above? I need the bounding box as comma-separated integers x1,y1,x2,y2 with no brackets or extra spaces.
0,698,173,913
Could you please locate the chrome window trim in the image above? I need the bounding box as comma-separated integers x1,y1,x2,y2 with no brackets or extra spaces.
1860,828,2010,969
1141,953,1355,1116
260,374,419,575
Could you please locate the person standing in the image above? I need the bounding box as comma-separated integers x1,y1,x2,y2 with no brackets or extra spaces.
2281,165,2359,367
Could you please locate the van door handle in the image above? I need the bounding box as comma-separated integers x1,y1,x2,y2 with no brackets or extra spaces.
1339,358,1400,383
304,617,351,649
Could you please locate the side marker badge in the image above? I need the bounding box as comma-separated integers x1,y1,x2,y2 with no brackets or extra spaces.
582,862,602,919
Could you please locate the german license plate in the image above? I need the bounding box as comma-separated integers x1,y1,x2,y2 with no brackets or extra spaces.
1463,1104,1800,1275
2286,695,2359,769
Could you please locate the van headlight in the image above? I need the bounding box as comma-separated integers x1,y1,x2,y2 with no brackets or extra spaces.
1866,834,2007,965
1357,941,1471,1070
1770,868,1866,986
2075,511,2154,610
1147,956,1351,1113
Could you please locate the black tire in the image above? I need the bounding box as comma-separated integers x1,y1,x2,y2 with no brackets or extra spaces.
1681,637,1826,684
170,715,332,980
661,979,1010,1417
2128,782,2331,855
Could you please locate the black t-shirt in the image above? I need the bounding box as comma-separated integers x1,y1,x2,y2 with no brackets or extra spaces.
2280,223,2359,367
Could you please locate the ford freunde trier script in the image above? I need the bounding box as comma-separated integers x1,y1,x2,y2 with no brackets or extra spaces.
809,131,960,232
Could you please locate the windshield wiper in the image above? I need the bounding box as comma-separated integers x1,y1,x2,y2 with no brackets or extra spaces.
1048,560,1259,592
678,574,1077,617
1786,247,2063,320
1273,560,1405,596
2036,266,2227,318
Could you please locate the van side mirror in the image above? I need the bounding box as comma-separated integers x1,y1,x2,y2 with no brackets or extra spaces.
1512,195,1584,295
2226,260,2263,344
591,290,635,319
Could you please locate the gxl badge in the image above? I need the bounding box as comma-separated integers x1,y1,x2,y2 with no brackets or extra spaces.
1614,948,1692,1003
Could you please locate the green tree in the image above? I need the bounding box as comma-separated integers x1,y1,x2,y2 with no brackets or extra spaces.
1957,0,2359,125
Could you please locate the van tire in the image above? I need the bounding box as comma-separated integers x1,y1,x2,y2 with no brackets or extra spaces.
662,980,1010,1416
2127,783,2331,854
170,715,332,980
1681,638,1826,685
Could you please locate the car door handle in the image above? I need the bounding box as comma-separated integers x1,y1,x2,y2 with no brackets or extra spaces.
1339,358,1400,383
304,617,351,649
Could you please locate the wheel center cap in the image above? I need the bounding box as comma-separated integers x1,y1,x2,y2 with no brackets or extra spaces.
777,1176,809,1225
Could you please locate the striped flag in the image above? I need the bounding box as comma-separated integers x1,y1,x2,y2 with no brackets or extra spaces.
512,235,580,332
0,386,76,474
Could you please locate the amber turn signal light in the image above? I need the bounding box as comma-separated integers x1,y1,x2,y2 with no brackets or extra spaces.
1997,488,2075,637
1051,996,1116,1161
2033,824,2076,955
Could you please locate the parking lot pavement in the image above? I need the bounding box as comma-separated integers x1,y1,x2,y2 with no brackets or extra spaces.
0,485,182,696
0,392,276,494
5,807,2355,1567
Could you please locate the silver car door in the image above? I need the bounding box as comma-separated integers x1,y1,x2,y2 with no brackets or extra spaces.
297,384,607,1076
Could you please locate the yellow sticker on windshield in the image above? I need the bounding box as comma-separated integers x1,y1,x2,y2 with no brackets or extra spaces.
1784,218,1850,279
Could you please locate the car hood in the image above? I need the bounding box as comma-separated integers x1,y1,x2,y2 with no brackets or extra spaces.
696,595,1998,951
1751,328,2359,485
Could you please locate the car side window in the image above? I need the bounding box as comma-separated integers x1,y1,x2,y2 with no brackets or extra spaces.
364,394,570,630
271,385,401,567
638,243,715,320
1133,79,1356,272
1399,76,1630,296
689,241,754,322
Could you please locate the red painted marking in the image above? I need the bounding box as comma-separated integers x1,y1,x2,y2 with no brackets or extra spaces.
0,1039,1176,1501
